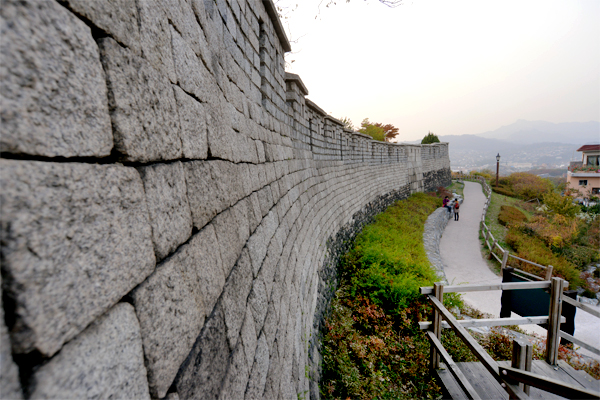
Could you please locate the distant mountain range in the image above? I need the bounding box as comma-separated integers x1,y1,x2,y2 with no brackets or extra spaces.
474,120,599,145
436,120,599,171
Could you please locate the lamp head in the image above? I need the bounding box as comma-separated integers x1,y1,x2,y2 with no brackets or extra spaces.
496,153,501,162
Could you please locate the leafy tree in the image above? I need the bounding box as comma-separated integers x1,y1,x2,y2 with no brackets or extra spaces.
358,118,386,141
542,192,580,218
372,122,399,142
339,116,355,130
421,131,440,144
507,173,553,201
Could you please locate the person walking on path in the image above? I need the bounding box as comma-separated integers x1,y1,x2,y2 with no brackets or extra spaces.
453,200,460,221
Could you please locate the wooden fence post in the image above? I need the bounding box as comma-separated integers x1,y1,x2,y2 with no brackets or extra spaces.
490,239,498,258
511,340,533,395
430,282,444,370
546,277,565,366
545,265,553,281
501,249,510,270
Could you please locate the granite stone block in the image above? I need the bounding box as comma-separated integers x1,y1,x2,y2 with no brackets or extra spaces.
0,277,23,399
171,25,219,104
240,310,258,373
0,160,155,356
176,305,230,400
184,160,247,230
248,279,268,335
63,0,141,53
245,332,269,400
0,0,112,158
173,86,208,160
219,341,250,400
213,201,250,277
138,161,193,261
247,210,278,277
138,0,176,83
30,303,150,400
99,37,182,162
221,248,253,350
131,224,224,398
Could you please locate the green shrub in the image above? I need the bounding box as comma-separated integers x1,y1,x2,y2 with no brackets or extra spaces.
321,193,444,399
346,193,440,313
492,185,516,197
562,245,600,269
421,131,440,144
498,205,527,227
542,192,580,218
581,203,600,214
506,172,553,201
505,228,581,286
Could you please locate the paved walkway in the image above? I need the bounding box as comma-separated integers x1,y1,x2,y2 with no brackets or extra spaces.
439,181,600,359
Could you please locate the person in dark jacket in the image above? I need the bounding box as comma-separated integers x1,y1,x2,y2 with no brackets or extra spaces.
443,196,451,215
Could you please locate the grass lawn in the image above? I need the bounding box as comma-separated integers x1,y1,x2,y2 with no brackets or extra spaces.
448,180,464,197
484,191,534,250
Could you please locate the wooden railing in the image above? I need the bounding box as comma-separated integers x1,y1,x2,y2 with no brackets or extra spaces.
456,174,554,281
419,280,600,399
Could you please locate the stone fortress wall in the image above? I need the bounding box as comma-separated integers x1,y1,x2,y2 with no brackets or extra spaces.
0,0,450,399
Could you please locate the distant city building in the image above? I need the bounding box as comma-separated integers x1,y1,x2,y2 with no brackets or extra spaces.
567,144,600,197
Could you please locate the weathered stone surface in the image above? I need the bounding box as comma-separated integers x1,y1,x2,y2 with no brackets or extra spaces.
176,304,230,400
245,332,269,400
62,0,141,53
138,162,193,261
240,310,258,372
247,210,279,277
219,342,250,400
138,0,176,83
30,303,149,399
213,200,250,277
98,37,182,162
0,160,155,357
184,160,248,230
173,85,208,160
132,224,224,399
165,393,180,400
221,248,253,350
0,277,23,400
0,0,112,158
248,278,268,335
171,25,218,104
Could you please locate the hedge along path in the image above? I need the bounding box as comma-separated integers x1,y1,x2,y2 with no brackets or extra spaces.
438,181,546,335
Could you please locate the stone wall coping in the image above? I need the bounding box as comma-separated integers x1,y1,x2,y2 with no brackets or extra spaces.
262,0,292,52
284,72,309,96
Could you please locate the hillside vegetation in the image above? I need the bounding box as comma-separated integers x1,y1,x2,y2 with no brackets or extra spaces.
319,192,536,399
481,172,599,292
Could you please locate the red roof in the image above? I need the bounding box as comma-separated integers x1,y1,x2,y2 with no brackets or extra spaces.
577,144,600,152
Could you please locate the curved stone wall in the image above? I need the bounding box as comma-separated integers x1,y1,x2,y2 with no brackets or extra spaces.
0,1,450,398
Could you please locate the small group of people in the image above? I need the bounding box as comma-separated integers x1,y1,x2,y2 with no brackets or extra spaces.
443,196,460,221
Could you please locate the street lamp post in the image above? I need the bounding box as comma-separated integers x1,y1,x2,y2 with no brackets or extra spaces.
496,153,501,187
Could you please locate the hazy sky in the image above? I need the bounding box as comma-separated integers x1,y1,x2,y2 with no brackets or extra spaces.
275,0,600,141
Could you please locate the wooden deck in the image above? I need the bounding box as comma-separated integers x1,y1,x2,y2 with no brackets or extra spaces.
436,360,600,399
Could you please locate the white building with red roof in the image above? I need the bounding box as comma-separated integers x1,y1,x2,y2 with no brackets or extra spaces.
567,144,600,198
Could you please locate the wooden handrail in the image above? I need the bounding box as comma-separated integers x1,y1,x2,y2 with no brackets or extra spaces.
418,316,564,330
420,281,552,295
499,366,600,399
428,295,500,378
426,331,482,400
507,254,549,270
561,294,600,318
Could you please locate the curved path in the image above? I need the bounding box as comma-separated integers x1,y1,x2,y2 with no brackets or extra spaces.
439,181,599,359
